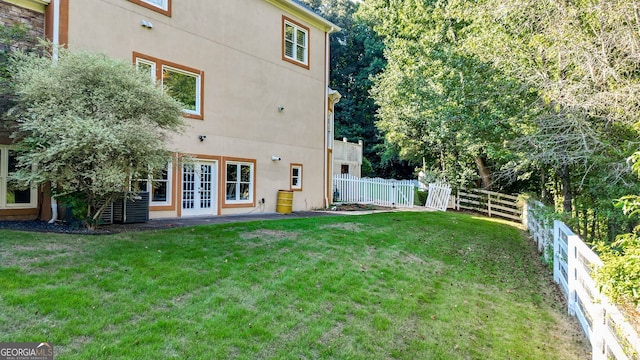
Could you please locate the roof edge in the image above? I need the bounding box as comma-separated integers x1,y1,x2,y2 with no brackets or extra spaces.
4,0,50,13
264,0,341,33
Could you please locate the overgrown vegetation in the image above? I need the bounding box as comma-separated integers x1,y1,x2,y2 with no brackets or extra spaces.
0,212,589,359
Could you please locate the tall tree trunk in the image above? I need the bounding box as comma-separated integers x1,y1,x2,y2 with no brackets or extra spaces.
475,156,491,189
590,211,597,242
560,164,572,213
582,207,588,240
540,168,550,203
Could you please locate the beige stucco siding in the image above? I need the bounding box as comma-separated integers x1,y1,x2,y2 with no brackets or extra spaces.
62,0,329,216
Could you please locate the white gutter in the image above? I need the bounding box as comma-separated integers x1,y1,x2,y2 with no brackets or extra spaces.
49,0,60,223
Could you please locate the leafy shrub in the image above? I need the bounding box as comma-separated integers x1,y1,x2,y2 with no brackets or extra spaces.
415,189,427,206
594,232,640,305
361,157,374,177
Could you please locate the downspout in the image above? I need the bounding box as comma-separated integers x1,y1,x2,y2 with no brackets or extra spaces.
323,29,331,208
48,0,60,223
52,0,60,60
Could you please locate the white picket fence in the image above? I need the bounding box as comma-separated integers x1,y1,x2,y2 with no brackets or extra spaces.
456,188,522,222
526,202,640,360
332,174,415,208
425,182,451,211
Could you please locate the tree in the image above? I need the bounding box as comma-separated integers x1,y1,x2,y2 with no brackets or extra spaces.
8,48,184,228
450,0,640,212
595,157,640,305
297,0,414,177
359,0,533,188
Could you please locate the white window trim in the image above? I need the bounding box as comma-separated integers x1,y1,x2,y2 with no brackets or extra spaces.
149,162,172,206
133,52,204,119
135,58,156,83
283,18,309,67
291,164,303,191
141,0,168,11
161,64,201,117
225,161,254,205
0,146,37,209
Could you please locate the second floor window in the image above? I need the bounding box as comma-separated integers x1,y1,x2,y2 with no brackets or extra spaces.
283,17,309,68
129,0,171,16
134,53,204,120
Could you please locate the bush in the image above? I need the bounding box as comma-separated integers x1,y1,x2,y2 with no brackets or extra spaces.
594,232,640,305
361,157,373,177
9,48,184,229
415,189,427,206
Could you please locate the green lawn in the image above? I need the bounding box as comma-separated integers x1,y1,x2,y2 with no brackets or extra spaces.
0,211,589,359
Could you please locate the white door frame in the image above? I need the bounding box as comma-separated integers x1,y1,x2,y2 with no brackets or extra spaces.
181,160,218,217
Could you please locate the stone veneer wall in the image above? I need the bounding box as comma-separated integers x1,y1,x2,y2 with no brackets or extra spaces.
0,1,46,143
0,1,46,41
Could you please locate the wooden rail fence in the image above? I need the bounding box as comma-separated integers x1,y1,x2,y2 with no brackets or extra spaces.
455,188,521,222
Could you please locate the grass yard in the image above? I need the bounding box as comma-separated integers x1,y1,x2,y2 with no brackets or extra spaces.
0,211,590,359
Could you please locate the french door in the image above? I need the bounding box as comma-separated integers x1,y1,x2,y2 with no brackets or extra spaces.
182,161,217,216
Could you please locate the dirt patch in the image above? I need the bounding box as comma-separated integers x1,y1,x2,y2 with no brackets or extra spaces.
332,203,393,211
618,303,640,338
239,229,299,250
55,335,93,358
1,243,82,271
547,309,592,359
10,243,78,252
240,229,297,240
320,223,364,232
318,321,345,345
402,253,429,266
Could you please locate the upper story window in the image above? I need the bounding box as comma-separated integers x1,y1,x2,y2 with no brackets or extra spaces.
134,52,204,120
282,16,310,69
163,66,199,115
129,0,171,17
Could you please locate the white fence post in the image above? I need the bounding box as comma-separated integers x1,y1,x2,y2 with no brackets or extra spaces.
553,220,570,305
521,202,528,230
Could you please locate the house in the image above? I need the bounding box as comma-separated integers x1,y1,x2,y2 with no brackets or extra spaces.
333,138,363,178
0,0,339,220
